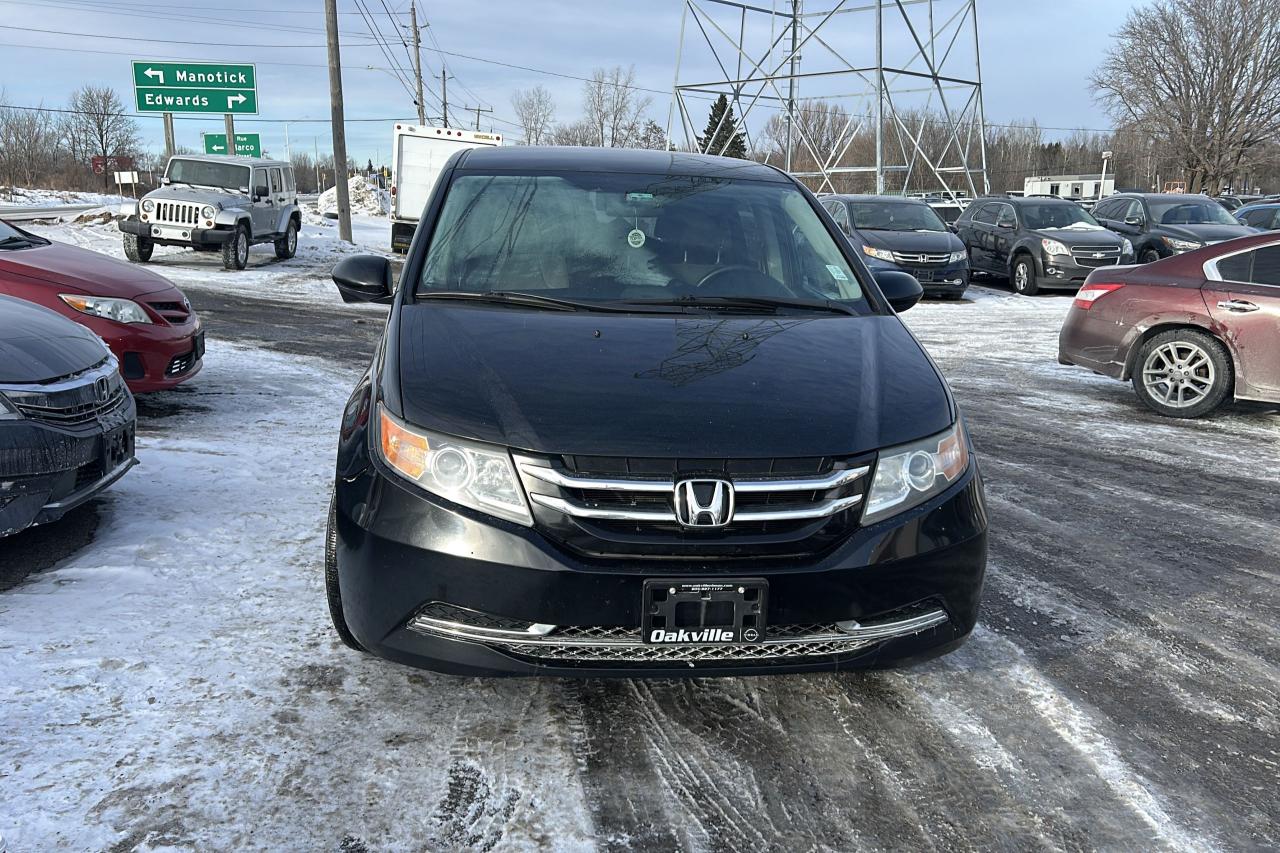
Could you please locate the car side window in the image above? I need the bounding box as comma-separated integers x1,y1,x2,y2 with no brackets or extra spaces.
1126,199,1146,222
1242,208,1275,229
1250,246,1280,286
253,169,267,195
1094,200,1116,220
828,202,850,232
1216,251,1252,282
996,205,1017,228
283,168,295,194
269,168,283,195
972,204,998,225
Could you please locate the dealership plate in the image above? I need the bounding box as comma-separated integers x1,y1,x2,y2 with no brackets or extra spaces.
642,579,767,644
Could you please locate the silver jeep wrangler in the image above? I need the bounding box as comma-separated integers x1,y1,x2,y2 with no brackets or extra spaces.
120,155,301,271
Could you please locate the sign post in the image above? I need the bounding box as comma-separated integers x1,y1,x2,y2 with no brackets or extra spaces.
203,132,262,157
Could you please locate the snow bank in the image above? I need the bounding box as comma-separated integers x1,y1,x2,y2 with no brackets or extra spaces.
317,176,389,217
0,187,125,207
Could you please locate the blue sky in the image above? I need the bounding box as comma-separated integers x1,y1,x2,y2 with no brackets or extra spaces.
0,0,1144,165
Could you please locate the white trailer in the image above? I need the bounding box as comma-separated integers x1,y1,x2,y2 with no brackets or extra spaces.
1023,174,1115,201
390,124,502,252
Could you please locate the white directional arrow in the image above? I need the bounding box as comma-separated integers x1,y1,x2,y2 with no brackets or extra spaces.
144,67,164,85
212,144,225,152
226,93,246,109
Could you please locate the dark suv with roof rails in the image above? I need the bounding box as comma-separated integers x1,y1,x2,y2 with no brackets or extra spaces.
954,196,1132,295
1093,193,1255,264
821,194,969,299
325,146,987,677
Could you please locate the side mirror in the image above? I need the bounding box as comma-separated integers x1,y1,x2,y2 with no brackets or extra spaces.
332,254,393,304
161,176,171,185
874,270,924,313
1123,215,1144,226
947,223,959,234
254,185,270,200
997,220,1015,229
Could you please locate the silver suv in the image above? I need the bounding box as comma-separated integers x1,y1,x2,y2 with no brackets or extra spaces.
120,155,301,271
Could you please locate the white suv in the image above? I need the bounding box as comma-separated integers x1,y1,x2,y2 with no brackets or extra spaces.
121,155,301,271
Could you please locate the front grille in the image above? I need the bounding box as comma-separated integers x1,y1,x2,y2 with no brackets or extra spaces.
1069,245,1122,268
515,454,872,560
146,300,190,323
891,250,952,265
153,201,201,226
407,601,950,666
166,349,197,377
7,362,129,428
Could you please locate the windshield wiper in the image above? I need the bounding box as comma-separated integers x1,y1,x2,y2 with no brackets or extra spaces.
417,290,644,313
624,295,859,316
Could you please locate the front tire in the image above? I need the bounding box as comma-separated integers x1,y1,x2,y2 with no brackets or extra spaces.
1132,329,1232,418
1011,255,1039,295
123,232,153,262
325,494,365,652
274,218,298,259
1138,247,1161,265
222,223,250,271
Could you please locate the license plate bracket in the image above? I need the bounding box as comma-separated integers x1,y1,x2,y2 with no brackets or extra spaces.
642,579,767,644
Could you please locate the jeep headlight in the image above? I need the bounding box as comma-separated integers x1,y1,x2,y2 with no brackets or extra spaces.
1041,238,1070,256
59,294,152,325
948,249,967,263
863,421,970,524
862,245,896,263
201,205,216,219
376,404,531,525
141,199,154,213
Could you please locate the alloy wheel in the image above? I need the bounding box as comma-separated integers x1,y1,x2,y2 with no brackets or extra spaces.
1013,263,1028,291
237,231,248,265
1141,341,1215,408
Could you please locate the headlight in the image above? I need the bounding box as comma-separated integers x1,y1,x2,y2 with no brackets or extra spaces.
201,205,216,219
1121,238,1133,255
141,199,154,213
862,245,896,263
1163,236,1202,252
59,294,152,324
948,249,967,263
0,393,21,420
376,404,531,525
863,421,970,524
1041,238,1070,256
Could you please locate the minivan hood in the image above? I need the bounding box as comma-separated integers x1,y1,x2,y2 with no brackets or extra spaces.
0,239,180,299
860,229,962,253
1160,223,1255,243
0,295,108,383
395,305,953,458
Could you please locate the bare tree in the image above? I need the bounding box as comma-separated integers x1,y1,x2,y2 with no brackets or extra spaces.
0,94,62,198
1092,0,1280,193
581,66,652,148
63,85,140,190
548,119,597,147
511,85,556,146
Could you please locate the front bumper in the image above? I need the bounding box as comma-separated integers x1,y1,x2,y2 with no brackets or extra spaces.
0,402,137,537
333,461,988,677
1037,253,1132,289
121,216,232,247
866,259,968,295
89,318,204,394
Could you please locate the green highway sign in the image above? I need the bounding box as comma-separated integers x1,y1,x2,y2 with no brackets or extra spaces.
132,61,258,115
203,132,262,157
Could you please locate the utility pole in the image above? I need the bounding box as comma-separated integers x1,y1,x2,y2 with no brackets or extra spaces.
440,68,450,127
464,104,493,131
225,113,236,158
324,0,352,242
284,123,292,160
410,3,427,125
162,112,175,160
785,0,799,172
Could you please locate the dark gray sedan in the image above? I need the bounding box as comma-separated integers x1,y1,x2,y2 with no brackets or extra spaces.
0,295,136,537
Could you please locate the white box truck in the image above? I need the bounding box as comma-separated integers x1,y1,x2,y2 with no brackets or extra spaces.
390,124,503,252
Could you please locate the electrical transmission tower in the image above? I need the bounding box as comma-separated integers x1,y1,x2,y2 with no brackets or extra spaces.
669,0,989,197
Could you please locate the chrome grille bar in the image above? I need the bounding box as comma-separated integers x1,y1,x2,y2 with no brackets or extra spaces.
519,463,868,494
528,492,862,522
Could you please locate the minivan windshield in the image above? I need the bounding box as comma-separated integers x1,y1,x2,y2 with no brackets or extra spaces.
1020,202,1102,231
166,158,251,193
1148,198,1239,226
418,171,871,313
847,201,947,232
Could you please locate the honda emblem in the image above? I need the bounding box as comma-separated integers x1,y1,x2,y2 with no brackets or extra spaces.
674,479,734,527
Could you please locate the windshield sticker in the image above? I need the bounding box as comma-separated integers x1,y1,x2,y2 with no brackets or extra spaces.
826,264,849,281
626,192,655,201
627,228,646,249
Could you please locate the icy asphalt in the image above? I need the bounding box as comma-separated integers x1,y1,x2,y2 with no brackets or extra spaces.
1,218,1278,851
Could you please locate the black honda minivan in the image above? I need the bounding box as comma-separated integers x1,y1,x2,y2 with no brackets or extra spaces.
328,147,987,677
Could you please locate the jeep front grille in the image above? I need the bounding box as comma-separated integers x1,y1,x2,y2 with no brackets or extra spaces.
515,454,873,560
407,602,949,665
153,201,202,226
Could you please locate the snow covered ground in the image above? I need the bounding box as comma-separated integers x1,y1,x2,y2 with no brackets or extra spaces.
0,187,126,208
1,224,1278,849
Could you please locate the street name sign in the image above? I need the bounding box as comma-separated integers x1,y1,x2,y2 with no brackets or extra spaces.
132,61,258,115
204,132,262,157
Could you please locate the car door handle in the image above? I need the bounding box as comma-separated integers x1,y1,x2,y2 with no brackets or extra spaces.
1217,299,1260,312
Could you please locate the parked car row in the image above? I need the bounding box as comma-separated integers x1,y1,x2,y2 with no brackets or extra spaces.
0,216,204,537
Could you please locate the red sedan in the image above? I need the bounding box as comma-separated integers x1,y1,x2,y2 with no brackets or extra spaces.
0,219,203,393
1059,232,1280,417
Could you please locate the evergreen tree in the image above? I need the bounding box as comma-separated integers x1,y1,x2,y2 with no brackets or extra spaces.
698,94,747,159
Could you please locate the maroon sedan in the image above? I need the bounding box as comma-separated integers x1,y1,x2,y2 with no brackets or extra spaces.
0,219,203,393
1059,232,1280,417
